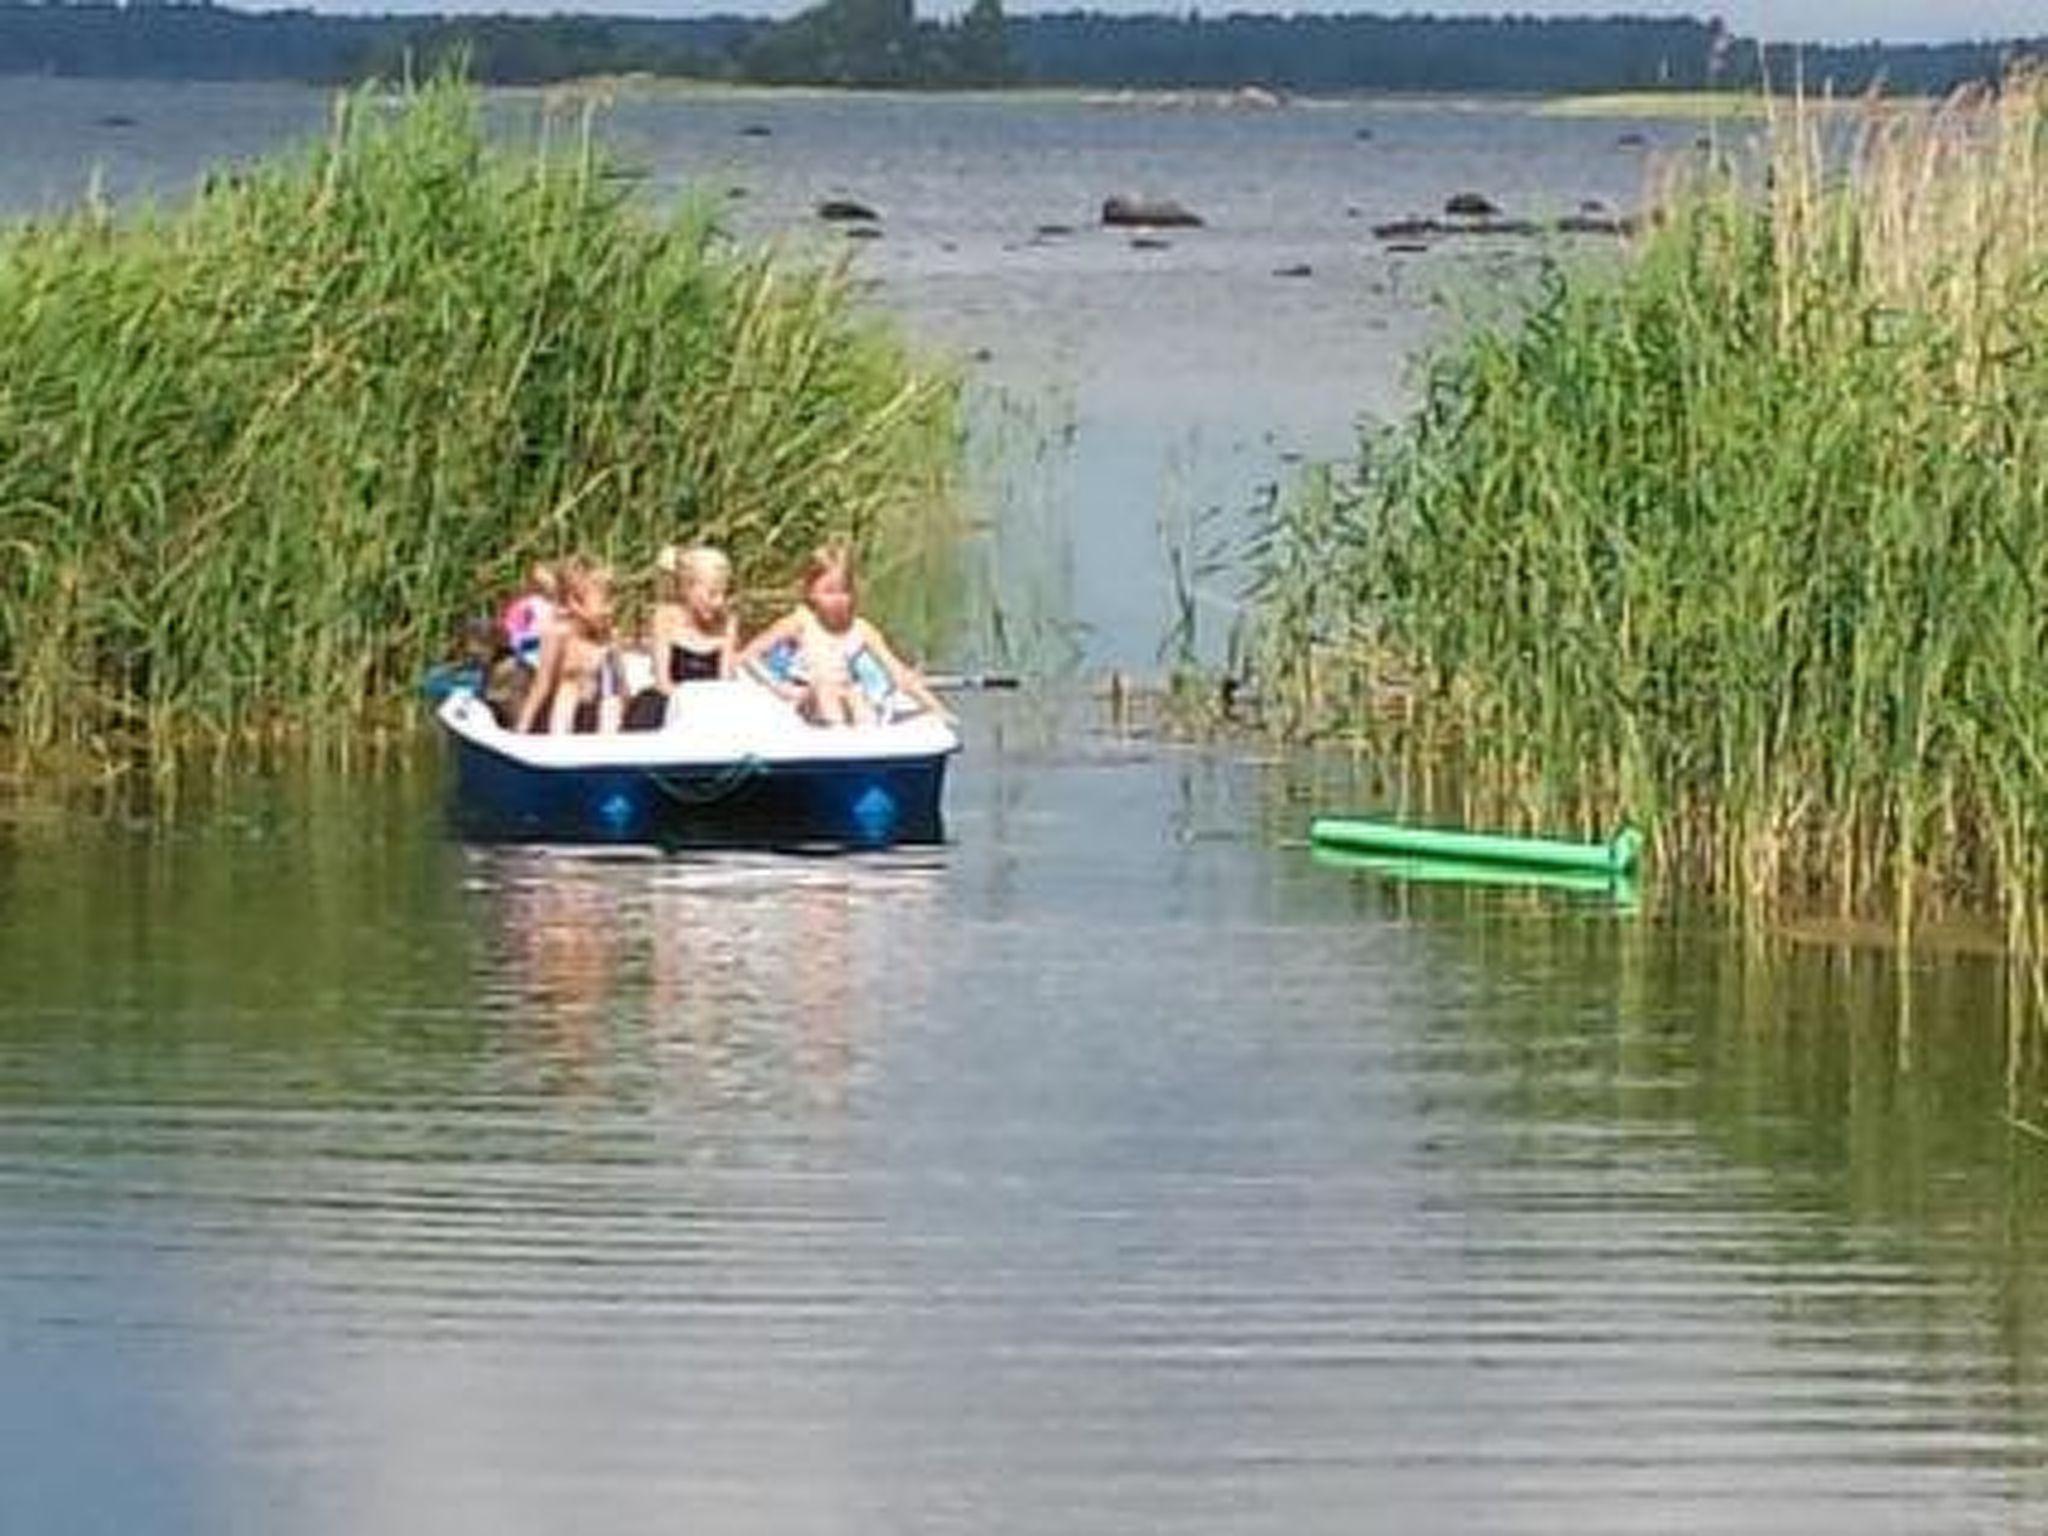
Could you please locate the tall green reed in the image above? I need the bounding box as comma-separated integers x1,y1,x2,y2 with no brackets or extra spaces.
0,74,960,766
1252,71,2048,954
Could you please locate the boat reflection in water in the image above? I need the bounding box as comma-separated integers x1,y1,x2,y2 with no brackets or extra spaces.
476,846,944,1112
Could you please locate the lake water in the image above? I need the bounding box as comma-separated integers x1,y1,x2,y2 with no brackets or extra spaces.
2,79,2045,1535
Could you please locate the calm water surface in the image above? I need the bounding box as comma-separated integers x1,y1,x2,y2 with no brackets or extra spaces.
5,704,2046,1532
1,81,2046,1533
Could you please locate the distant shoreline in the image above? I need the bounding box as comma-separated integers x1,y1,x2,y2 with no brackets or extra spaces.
1538,90,1933,119
521,77,1835,115
516,76,1542,104
1539,91,1774,120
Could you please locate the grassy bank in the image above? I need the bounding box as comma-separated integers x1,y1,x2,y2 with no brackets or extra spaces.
0,75,960,766
1254,72,2048,957
1536,91,1774,120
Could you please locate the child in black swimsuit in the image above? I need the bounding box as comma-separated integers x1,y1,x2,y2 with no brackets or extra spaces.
648,544,737,694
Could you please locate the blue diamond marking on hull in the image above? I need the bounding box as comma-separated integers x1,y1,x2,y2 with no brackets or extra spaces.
850,782,899,844
597,791,638,835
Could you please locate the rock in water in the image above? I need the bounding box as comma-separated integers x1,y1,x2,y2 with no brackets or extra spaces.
1101,195,1204,228
817,198,880,222
1444,191,1501,217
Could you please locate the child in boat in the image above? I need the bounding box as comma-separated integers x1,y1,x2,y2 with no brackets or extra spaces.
737,544,950,726
515,559,627,735
461,614,531,729
648,544,738,690
500,561,560,669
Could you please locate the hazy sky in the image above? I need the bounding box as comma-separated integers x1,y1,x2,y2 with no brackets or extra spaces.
296,1,2048,45
1383,3,2046,43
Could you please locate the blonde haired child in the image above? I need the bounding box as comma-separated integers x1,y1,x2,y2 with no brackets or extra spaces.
515,559,626,735
648,544,738,690
737,544,948,727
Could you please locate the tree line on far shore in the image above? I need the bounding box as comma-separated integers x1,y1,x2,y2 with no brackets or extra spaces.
0,0,2035,95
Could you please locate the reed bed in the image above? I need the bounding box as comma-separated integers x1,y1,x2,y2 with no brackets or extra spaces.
1253,71,2048,957
0,75,960,766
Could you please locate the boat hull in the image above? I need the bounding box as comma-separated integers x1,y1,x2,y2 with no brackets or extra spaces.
437,689,954,848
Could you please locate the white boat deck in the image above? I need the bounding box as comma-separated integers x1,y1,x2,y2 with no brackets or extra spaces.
438,681,959,769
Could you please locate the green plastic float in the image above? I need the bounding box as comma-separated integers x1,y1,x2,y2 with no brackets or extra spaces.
1309,846,1640,906
1309,818,1642,877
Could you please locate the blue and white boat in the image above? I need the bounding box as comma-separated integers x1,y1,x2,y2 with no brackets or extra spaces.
435,680,959,847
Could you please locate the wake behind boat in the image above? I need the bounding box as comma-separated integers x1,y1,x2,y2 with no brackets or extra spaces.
436,680,959,847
